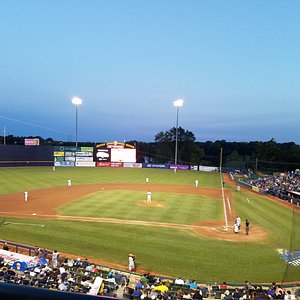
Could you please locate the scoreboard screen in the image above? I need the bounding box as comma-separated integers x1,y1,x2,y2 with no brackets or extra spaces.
111,149,136,163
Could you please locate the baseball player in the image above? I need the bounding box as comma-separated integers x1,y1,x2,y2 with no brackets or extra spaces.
146,177,149,183
236,216,241,229
67,179,72,187
233,222,239,233
147,191,152,202
195,179,199,187
24,191,28,202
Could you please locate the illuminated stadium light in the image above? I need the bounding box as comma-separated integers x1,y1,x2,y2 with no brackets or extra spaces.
173,99,184,166
71,97,83,148
173,99,184,107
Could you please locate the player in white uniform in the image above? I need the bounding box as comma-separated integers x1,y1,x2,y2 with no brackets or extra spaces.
236,216,241,229
24,191,28,201
195,179,199,187
68,179,72,187
147,191,152,202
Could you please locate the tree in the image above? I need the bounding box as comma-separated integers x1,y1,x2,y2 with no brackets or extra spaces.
155,127,196,164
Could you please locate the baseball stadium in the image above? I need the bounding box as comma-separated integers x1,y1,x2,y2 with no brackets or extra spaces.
0,142,299,300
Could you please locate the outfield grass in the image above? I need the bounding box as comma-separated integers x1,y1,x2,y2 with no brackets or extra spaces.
0,167,299,283
58,191,223,224
0,167,220,195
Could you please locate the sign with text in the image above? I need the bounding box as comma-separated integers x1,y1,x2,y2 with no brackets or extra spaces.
25,138,40,146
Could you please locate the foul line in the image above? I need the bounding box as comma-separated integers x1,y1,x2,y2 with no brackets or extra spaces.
0,211,217,231
3,221,45,227
226,196,232,215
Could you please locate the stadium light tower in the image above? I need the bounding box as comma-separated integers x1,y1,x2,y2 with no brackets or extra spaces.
173,99,184,165
71,97,83,148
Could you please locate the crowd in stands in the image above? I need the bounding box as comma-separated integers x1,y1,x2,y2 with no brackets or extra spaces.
0,244,299,299
247,170,300,205
0,246,124,296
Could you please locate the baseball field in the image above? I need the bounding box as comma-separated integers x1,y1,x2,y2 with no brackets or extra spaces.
0,167,299,283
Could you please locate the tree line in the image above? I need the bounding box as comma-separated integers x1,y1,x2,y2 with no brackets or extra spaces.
1,128,300,172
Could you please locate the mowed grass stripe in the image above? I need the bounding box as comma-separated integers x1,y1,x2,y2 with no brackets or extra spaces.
0,216,295,283
58,191,223,225
0,167,221,195
234,193,298,248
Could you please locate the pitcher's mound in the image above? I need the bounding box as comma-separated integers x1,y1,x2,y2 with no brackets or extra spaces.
137,201,165,208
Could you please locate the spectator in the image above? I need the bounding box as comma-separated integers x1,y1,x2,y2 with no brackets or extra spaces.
175,277,185,285
52,250,59,269
192,289,203,300
3,243,9,251
33,246,40,257
284,290,296,300
81,258,89,269
189,280,198,289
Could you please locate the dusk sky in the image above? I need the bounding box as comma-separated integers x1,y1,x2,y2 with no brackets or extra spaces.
1,0,299,144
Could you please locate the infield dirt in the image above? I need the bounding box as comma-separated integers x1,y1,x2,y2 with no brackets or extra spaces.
0,179,269,243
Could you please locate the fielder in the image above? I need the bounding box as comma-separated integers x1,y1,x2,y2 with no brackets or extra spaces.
236,216,241,229
24,191,28,202
67,179,72,187
146,177,149,183
195,179,199,187
233,222,239,233
128,253,135,272
147,191,152,202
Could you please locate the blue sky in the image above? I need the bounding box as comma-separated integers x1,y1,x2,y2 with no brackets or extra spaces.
0,0,299,144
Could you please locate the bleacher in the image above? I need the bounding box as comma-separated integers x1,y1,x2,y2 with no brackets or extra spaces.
0,240,299,300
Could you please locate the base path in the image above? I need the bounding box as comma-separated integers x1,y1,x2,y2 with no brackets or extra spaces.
0,183,267,242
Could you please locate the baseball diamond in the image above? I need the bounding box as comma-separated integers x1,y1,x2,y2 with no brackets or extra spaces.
0,167,299,283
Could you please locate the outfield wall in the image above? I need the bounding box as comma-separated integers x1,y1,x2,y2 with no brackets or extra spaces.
0,145,221,172
0,145,54,167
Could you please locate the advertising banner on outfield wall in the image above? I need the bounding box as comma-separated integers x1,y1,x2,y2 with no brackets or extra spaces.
65,157,76,162
142,163,170,169
76,157,93,162
123,162,143,168
76,151,93,157
170,164,189,170
199,166,218,172
54,156,64,162
54,146,78,152
94,149,110,162
54,161,75,167
190,165,198,171
110,162,124,167
96,162,123,167
75,162,96,167
96,162,110,167
65,151,76,157
64,146,79,151
54,151,64,157
81,147,94,152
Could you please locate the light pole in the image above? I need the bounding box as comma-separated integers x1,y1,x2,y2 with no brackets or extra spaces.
173,99,184,165
71,97,82,148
